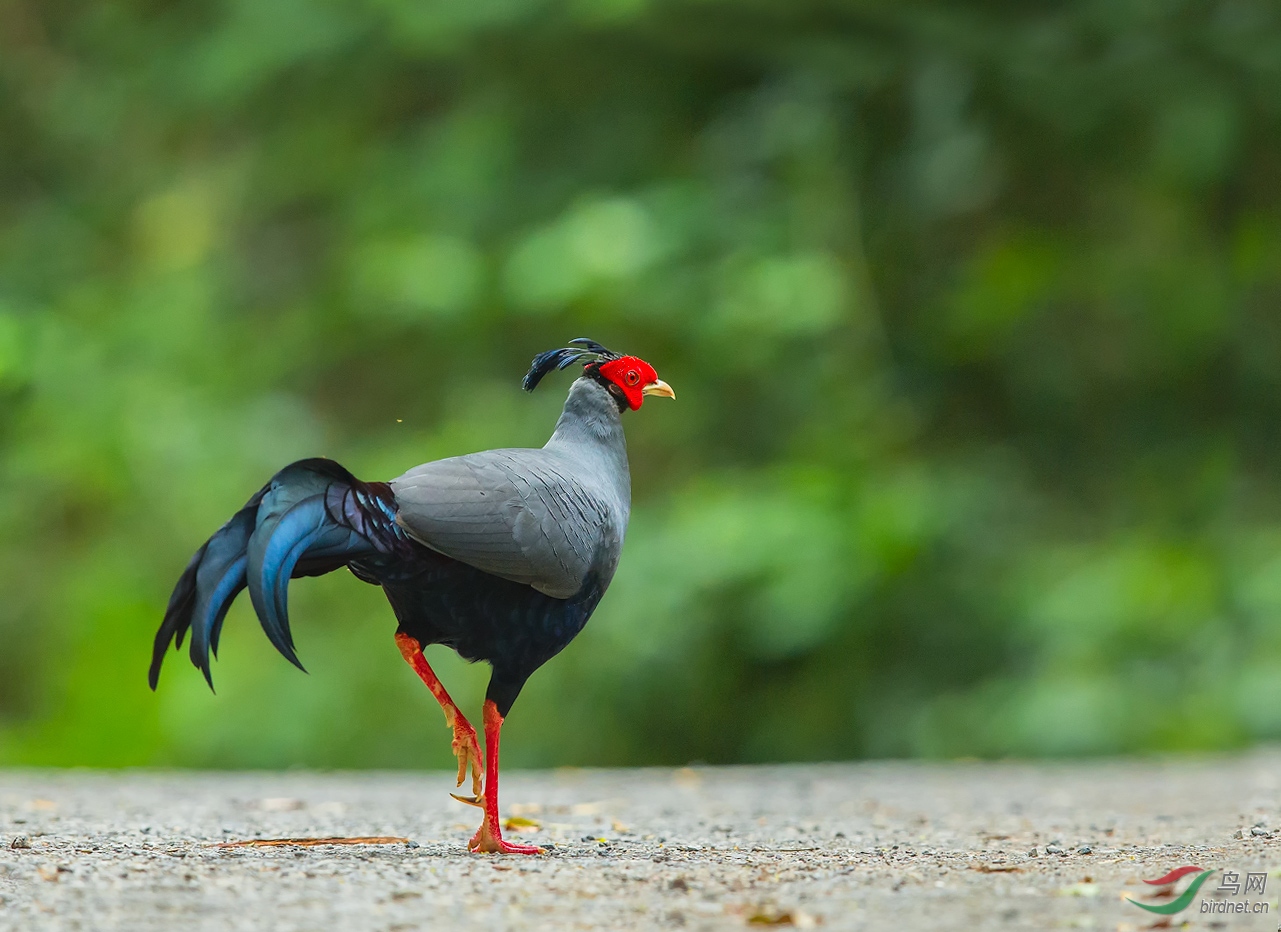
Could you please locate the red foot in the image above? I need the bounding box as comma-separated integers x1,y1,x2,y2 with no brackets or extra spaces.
471,836,545,855
450,720,484,798
468,818,544,855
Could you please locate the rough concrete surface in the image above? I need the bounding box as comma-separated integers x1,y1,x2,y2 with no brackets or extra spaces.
3,753,1281,931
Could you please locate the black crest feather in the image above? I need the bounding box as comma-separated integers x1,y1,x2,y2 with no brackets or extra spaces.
523,338,621,392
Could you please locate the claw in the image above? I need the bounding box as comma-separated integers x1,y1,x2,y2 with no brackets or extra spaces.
451,793,485,808
456,732,484,798
449,721,484,798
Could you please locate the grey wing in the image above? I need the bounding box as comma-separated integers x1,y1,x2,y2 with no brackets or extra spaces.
389,450,610,599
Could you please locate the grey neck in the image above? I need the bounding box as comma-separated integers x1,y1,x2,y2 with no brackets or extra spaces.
543,377,633,553
546,378,626,448
545,379,631,506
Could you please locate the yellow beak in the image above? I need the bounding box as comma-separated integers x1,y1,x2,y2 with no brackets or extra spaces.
642,379,676,400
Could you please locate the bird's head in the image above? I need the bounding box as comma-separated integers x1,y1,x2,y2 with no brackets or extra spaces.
523,338,675,411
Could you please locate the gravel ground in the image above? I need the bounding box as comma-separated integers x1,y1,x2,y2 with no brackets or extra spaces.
3,753,1281,931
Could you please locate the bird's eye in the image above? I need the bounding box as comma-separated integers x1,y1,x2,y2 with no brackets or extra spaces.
625,370,640,386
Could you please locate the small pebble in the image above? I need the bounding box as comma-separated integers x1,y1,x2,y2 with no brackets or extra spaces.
1251,826,1269,837
1077,846,1092,855
10,835,31,850
1027,846,1039,857
1044,844,1064,855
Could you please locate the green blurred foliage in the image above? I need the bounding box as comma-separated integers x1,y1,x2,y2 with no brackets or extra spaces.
1,0,1280,769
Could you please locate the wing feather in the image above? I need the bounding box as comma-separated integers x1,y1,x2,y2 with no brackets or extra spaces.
390,450,614,599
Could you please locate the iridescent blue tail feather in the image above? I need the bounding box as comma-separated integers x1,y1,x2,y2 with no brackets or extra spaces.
149,458,406,690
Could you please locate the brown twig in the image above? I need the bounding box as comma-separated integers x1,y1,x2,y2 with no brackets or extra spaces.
214,836,410,848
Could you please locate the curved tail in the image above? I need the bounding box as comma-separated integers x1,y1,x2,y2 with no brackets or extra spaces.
150,458,406,689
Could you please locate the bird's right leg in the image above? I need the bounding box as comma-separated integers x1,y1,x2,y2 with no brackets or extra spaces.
394,633,484,799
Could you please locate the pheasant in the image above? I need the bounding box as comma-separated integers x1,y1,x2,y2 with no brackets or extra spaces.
149,339,674,853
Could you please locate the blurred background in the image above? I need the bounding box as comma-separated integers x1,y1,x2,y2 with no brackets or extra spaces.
1,0,1280,770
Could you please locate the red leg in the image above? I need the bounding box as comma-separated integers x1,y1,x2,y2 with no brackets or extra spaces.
468,700,544,855
394,633,483,799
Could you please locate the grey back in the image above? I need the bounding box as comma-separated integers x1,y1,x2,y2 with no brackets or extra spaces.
390,379,631,599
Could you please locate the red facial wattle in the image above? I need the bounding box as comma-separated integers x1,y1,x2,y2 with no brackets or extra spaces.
597,356,660,410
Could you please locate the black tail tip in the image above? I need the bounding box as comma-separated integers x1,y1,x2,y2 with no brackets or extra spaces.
147,651,165,691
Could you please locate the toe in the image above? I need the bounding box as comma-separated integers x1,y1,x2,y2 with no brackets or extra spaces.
497,840,545,855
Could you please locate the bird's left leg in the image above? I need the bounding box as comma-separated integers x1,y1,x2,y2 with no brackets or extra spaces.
394,633,483,799
468,700,544,855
